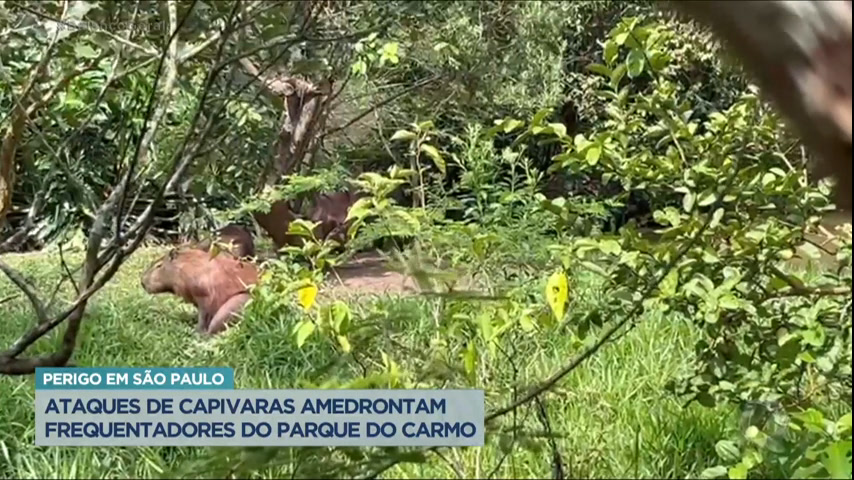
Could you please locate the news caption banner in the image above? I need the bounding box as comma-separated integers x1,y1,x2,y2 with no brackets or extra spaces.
35,367,484,447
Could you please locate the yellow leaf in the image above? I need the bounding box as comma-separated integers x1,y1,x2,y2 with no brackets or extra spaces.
297,283,318,311
545,271,569,321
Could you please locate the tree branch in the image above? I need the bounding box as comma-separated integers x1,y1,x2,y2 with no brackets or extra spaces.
0,259,48,324
177,0,264,64
113,0,189,246
323,74,442,138
768,264,852,298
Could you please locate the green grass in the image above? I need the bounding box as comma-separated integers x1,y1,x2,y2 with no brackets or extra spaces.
0,235,747,479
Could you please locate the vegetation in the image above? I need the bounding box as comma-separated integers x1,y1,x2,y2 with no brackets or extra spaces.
1,1,850,479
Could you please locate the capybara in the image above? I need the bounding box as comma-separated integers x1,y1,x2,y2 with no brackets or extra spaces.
197,223,255,259
310,191,363,245
253,200,301,250
140,248,259,335
253,192,364,251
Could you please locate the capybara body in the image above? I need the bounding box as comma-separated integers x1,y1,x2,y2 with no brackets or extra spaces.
253,191,364,250
141,248,259,335
310,191,363,245
253,200,300,250
197,223,255,259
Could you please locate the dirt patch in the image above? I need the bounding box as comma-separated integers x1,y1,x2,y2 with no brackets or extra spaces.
323,251,419,298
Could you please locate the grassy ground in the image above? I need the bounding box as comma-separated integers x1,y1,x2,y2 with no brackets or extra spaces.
0,232,763,479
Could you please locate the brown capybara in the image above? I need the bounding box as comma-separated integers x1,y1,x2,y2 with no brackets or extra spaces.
253,200,301,250
141,248,259,335
253,192,364,251
309,191,363,245
196,223,255,259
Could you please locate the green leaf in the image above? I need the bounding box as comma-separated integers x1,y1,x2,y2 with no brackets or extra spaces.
610,63,627,89
288,219,318,238
380,42,400,64
741,451,762,470
716,440,741,463
66,0,96,21
727,463,748,480
696,391,716,407
295,321,316,348
478,313,494,342
801,325,826,348
649,51,670,71
793,408,828,434
416,120,435,131
351,60,367,75
503,119,524,133
626,49,645,78
74,43,99,59
683,191,695,213
420,143,446,176
698,192,717,207
822,441,852,480
331,301,351,333
531,107,552,127
599,239,622,255
463,342,478,380
390,129,417,142
337,335,351,353
660,269,679,298
587,63,612,77
718,294,742,310
345,197,373,222
548,122,567,139
580,261,610,279
700,466,729,479
604,40,619,65
761,172,776,186
709,208,724,228
836,413,852,434
586,145,602,165
519,314,535,332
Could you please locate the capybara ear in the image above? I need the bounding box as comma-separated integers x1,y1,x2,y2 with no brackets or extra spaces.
168,248,178,260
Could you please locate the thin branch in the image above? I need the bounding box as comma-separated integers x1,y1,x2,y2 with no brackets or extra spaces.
323,75,442,138
0,260,48,324
114,0,192,246
768,265,851,298
177,0,264,64
0,294,19,306
57,243,80,296
803,236,837,256
122,6,283,244
8,3,156,56
0,182,48,254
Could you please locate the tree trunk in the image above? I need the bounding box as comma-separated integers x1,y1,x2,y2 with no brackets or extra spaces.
240,59,335,249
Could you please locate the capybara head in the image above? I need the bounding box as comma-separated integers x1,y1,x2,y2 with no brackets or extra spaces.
140,248,185,294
